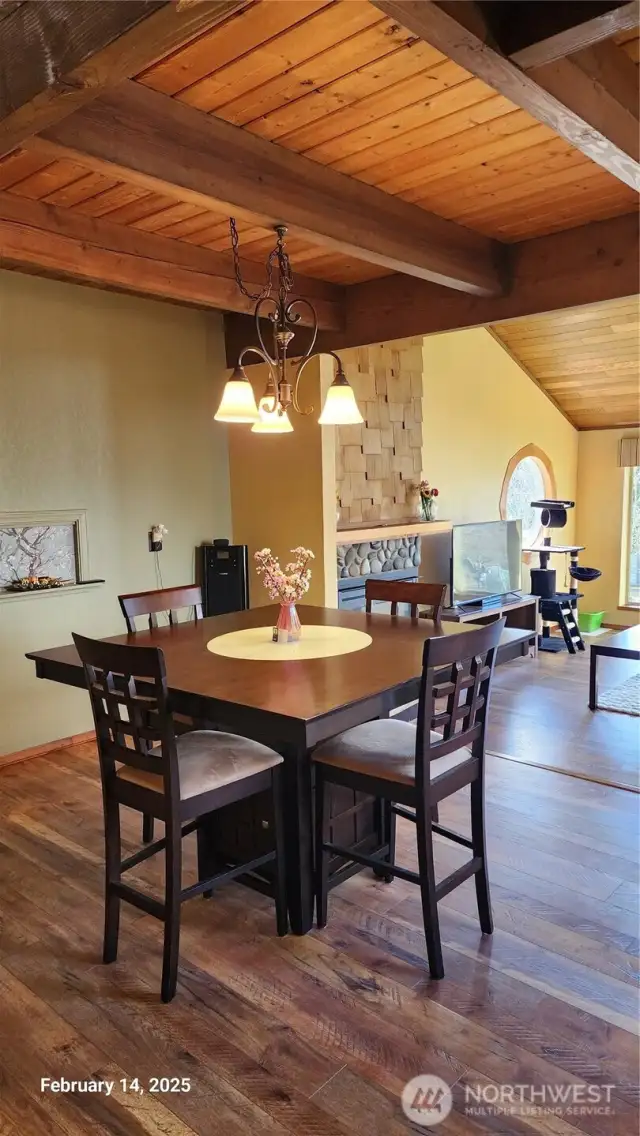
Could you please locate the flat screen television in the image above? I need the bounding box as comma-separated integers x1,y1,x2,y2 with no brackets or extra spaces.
451,519,522,607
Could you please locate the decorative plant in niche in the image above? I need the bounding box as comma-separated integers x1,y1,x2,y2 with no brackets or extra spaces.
254,546,314,643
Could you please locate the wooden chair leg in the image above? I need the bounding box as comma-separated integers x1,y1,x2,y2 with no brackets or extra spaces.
161,818,182,1003
196,820,217,899
314,767,329,928
380,799,396,883
415,798,444,980
271,766,288,937
142,814,154,843
372,796,392,881
103,796,121,964
470,777,493,935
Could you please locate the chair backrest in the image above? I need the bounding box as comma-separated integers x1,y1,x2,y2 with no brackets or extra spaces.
73,632,179,799
118,584,203,633
365,579,446,620
415,617,505,786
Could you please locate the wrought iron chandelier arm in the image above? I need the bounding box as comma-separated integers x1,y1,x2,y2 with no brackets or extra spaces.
292,349,344,416
237,345,280,416
238,344,278,377
285,298,318,355
253,296,279,366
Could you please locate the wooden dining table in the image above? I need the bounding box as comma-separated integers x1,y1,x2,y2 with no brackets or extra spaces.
27,604,517,934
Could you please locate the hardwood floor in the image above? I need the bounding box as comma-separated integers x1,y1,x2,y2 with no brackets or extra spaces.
488,636,640,791
0,721,638,1134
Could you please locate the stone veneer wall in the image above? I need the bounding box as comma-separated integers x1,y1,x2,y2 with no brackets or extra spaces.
336,339,424,526
337,535,421,578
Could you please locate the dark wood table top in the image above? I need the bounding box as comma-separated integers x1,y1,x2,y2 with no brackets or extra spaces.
27,604,502,726
591,624,640,659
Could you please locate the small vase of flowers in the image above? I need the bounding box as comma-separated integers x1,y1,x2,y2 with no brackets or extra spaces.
254,546,314,643
416,479,439,522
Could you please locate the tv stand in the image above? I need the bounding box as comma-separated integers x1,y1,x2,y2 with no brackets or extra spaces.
458,590,522,612
435,593,539,663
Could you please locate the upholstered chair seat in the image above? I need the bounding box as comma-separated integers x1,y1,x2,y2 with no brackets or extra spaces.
118,730,283,799
313,719,471,786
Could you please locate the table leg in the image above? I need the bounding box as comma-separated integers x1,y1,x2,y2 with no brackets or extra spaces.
281,743,315,935
589,647,598,711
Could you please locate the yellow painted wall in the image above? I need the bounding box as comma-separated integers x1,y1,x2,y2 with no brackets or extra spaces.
576,428,639,626
228,357,337,608
0,270,231,755
420,327,579,587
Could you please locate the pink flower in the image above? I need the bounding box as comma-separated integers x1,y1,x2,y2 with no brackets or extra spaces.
254,546,314,603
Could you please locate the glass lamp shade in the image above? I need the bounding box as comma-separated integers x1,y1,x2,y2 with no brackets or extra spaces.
214,368,260,423
251,396,294,434
318,375,363,426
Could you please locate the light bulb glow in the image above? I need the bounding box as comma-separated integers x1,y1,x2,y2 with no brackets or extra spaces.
214,375,260,423
251,396,294,433
318,378,363,426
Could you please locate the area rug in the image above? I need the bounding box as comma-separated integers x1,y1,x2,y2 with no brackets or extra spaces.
598,673,640,717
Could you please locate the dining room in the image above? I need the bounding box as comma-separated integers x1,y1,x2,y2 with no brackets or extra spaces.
1,2,639,1133
2,264,638,1136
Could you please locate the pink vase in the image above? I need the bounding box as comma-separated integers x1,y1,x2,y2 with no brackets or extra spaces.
274,603,302,644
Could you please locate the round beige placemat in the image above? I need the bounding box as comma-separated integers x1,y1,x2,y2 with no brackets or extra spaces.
207,624,372,661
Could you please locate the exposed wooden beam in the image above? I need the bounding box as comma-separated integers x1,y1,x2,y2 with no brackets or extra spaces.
372,1,640,189
33,79,505,297
298,212,639,353
0,0,248,159
0,191,343,328
507,1,640,68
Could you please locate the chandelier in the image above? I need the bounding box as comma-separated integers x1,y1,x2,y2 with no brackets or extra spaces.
214,220,363,433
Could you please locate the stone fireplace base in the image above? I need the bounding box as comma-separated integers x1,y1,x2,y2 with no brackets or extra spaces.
337,535,421,610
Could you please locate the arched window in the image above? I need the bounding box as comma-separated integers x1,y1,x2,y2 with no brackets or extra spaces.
500,445,556,547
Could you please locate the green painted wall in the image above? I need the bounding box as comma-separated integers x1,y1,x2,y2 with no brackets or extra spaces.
0,271,231,755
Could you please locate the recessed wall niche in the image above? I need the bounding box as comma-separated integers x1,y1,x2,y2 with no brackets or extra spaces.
0,510,89,594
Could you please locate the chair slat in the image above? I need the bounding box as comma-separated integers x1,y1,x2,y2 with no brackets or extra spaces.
365,579,446,620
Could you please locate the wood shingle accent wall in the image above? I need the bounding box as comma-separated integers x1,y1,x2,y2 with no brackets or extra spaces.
336,339,424,525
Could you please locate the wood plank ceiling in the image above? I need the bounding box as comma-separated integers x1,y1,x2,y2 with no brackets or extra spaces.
0,0,636,287
491,296,640,430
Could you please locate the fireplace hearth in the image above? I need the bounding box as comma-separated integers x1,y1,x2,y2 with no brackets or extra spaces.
337,535,420,610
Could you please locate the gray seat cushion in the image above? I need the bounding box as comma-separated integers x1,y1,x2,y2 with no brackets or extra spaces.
312,718,472,786
117,730,283,799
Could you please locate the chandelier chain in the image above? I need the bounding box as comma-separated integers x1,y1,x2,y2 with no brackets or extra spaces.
229,217,295,307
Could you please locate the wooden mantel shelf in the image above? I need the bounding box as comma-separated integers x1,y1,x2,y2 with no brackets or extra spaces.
335,520,452,545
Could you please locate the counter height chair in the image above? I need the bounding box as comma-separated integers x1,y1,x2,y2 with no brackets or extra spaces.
365,579,446,621
313,618,505,979
365,578,448,842
118,584,203,633
118,584,204,844
73,633,287,1003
